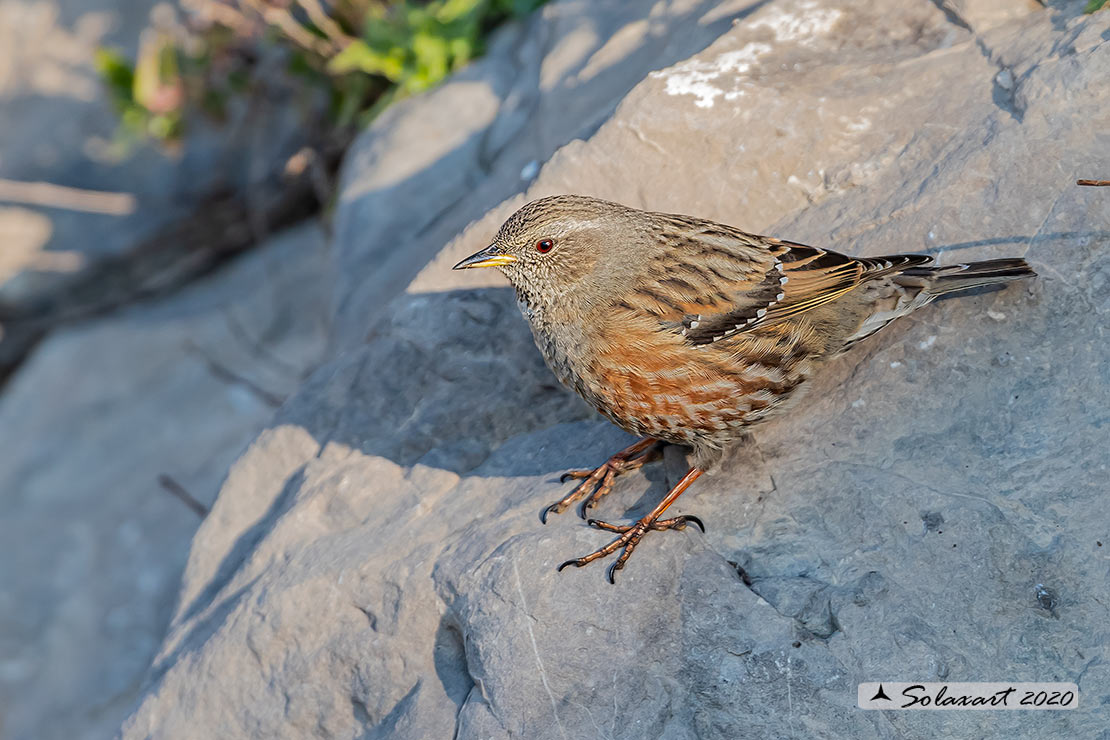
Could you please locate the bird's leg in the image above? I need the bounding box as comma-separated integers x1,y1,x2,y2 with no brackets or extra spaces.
557,467,704,584
541,438,663,523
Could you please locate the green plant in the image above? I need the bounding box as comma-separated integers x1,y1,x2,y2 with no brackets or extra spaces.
329,0,532,91
97,0,548,144
1086,0,1108,12
95,33,186,145
323,0,544,124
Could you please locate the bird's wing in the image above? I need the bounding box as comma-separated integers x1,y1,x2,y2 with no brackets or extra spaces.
619,217,931,345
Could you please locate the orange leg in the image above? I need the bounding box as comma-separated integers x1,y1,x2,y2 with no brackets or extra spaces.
557,467,705,584
540,438,663,523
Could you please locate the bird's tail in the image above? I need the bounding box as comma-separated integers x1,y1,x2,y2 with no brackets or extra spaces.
894,258,1036,298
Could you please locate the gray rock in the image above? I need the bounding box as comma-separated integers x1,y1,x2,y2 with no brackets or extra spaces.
0,222,328,740
0,0,317,340
122,0,1110,738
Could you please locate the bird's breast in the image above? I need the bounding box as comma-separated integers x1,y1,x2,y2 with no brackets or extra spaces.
544,315,813,446
581,319,808,445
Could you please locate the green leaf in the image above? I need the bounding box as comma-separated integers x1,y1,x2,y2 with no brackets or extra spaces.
449,37,475,67
412,32,449,81
94,47,135,102
328,39,395,77
437,0,483,24
148,113,181,140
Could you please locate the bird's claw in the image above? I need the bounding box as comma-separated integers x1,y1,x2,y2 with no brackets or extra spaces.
606,562,621,585
679,515,706,533
588,515,705,534
539,502,560,524
542,439,662,523
556,512,704,583
541,465,611,523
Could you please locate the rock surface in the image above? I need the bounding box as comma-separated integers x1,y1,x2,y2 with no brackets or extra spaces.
0,222,329,740
0,0,317,372
122,0,1110,738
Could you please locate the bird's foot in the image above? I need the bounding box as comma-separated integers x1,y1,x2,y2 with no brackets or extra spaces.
557,514,704,584
540,438,662,523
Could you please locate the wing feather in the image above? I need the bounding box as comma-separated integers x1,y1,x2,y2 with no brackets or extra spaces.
616,218,932,344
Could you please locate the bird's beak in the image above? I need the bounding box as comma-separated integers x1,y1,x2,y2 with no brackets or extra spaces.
452,245,517,270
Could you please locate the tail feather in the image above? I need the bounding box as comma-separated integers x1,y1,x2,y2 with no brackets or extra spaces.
894,258,1035,297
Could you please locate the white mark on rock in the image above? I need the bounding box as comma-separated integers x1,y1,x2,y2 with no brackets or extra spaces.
652,0,839,109
652,42,771,107
844,116,871,133
851,398,865,408
890,361,902,368
918,335,937,350
987,310,1006,321
513,560,568,740
750,0,843,43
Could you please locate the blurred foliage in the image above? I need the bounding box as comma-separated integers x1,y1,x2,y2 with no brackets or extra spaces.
95,35,186,146
1086,0,1107,12
97,0,547,146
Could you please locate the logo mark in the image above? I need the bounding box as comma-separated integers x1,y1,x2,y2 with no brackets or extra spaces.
869,684,892,702
858,682,1078,710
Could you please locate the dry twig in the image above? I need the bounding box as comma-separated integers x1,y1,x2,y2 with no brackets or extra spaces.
158,474,209,518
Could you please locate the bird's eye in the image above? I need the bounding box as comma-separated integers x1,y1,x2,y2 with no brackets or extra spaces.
535,239,554,253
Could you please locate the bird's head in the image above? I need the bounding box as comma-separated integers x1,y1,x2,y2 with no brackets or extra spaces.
453,195,641,315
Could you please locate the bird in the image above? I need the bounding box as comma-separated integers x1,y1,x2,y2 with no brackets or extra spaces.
453,194,1035,583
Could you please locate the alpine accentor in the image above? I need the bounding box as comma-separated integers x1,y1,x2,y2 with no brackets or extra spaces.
454,195,1034,583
